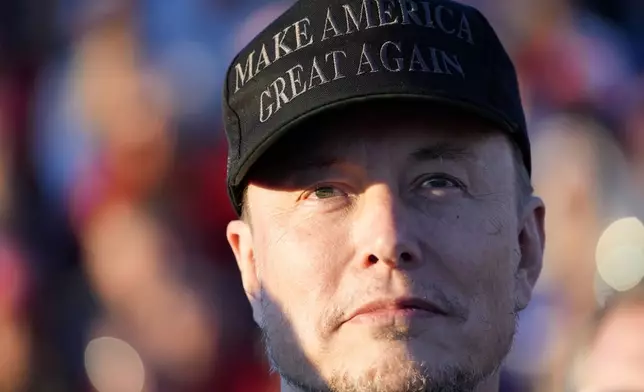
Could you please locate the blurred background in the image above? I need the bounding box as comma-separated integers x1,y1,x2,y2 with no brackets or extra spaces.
0,0,643,391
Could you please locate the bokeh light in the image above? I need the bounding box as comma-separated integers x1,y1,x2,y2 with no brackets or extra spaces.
85,337,146,392
596,217,644,292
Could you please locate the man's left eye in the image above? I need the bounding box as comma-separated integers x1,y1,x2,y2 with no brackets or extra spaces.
414,175,466,198
418,176,462,189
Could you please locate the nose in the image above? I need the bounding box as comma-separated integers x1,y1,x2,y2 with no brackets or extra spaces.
354,185,422,270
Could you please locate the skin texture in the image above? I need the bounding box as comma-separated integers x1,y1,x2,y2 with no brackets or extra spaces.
227,102,545,392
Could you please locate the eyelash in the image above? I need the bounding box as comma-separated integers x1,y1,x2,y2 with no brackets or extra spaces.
412,174,466,190
301,183,349,201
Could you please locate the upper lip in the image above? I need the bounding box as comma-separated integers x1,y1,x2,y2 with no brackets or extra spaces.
346,297,448,321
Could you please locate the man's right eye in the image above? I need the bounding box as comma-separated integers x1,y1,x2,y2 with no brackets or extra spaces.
304,185,347,200
311,185,345,199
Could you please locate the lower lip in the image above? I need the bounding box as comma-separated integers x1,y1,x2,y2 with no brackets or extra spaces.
347,308,442,324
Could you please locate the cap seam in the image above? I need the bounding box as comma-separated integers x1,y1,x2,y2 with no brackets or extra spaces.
224,55,244,160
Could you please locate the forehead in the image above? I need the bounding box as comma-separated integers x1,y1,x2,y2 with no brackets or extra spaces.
250,101,512,177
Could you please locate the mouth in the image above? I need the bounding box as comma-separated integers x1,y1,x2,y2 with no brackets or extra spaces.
346,297,448,324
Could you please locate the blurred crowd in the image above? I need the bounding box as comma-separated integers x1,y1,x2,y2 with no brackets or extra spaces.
0,0,643,391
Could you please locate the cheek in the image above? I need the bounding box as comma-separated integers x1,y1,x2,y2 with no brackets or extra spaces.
427,203,518,304
255,216,353,331
443,216,518,351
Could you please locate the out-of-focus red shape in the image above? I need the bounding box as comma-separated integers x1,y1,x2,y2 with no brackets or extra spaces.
0,236,30,317
195,355,279,392
188,142,237,229
169,141,238,260
516,32,586,107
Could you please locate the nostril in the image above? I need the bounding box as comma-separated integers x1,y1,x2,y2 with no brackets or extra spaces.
400,252,413,262
368,254,379,264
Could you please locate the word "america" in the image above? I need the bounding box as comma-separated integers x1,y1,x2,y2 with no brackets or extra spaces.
233,0,475,93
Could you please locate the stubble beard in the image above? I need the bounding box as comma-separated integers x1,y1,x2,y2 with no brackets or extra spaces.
259,296,517,392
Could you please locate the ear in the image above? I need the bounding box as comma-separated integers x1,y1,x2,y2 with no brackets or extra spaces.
227,220,263,325
515,196,546,311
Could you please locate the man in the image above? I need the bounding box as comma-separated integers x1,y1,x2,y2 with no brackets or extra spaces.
222,1,546,391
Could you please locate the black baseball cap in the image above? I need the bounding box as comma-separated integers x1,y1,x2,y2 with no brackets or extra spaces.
223,0,531,216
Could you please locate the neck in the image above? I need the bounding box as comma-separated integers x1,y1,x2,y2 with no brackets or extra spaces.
280,372,501,392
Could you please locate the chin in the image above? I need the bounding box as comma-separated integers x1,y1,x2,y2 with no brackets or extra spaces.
330,340,482,389
342,332,453,364
328,352,428,392
349,344,428,374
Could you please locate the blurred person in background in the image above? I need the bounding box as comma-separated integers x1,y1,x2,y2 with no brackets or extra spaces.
0,78,30,392
526,112,636,392
0,30,39,390
67,3,222,391
53,1,279,391
493,0,644,390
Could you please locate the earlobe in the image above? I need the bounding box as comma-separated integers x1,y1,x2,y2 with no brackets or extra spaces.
515,196,546,311
227,220,262,320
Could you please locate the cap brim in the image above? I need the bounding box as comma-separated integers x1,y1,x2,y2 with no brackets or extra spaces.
229,93,520,214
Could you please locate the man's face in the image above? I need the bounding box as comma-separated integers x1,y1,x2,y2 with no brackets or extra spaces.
227,104,545,392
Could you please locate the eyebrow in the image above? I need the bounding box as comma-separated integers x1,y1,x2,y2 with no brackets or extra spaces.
409,143,475,164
